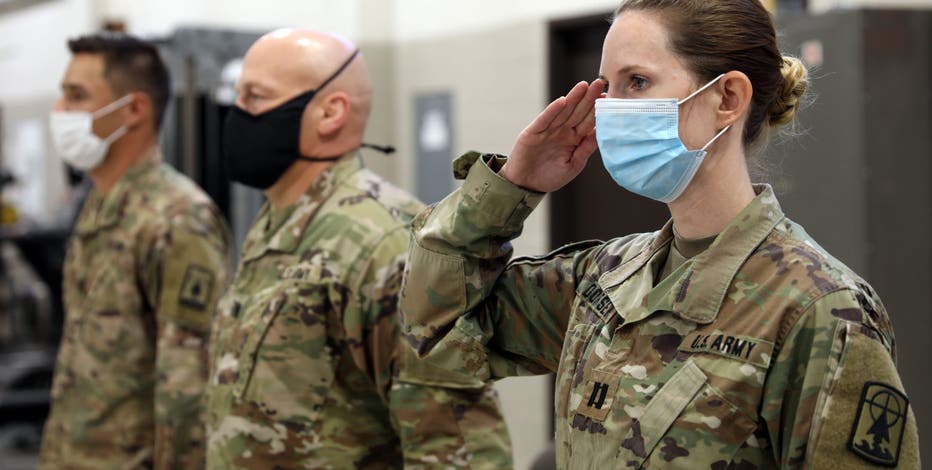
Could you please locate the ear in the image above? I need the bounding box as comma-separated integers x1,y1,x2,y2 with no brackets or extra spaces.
716,70,753,129
123,92,153,130
315,92,350,136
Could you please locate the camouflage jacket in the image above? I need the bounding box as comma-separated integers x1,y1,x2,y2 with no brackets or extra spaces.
401,152,920,469
205,154,512,469
40,152,232,470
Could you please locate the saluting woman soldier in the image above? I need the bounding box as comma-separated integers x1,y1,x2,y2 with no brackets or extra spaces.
399,0,920,468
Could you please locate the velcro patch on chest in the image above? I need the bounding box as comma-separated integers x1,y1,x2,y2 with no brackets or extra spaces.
281,262,324,281
679,331,773,368
579,283,616,319
574,370,620,422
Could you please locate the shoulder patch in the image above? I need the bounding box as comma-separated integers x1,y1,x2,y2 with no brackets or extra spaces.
178,265,214,311
847,381,909,467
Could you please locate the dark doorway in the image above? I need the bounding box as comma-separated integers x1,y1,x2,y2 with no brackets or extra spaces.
548,14,670,250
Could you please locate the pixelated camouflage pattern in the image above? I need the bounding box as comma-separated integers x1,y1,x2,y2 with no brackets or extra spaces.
205,154,512,469
400,151,919,469
39,151,232,470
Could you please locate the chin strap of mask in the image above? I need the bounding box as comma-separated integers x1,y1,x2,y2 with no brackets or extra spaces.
296,155,344,163
295,142,396,163
360,143,396,154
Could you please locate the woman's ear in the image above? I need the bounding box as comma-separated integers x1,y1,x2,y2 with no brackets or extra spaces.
316,92,350,136
717,70,753,129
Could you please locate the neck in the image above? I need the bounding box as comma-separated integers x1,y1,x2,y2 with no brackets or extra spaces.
667,140,756,240
89,133,158,193
265,139,357,209
265,159,336,209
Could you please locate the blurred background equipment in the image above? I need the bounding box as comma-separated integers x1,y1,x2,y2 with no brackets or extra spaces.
0,171,59,470
156,27,265,253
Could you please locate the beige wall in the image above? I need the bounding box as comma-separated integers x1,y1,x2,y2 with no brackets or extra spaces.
358,42,399,185
0,0,95,102
390,14,567,255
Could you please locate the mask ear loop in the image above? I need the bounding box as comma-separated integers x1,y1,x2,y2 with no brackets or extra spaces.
360,143,395,154
90,94,134,144
677,73,731,151
313,49,361,95
677,73,726,105
91,94,135,119
282,50,364,164
701,125,731,151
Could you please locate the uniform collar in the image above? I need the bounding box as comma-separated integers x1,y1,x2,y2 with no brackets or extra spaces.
241,153,362,262
73,149,161,235
599,185,785,325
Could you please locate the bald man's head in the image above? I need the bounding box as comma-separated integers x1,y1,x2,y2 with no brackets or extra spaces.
236,29,372,156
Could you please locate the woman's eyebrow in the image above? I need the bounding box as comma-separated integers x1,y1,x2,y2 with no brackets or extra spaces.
613,64,647,77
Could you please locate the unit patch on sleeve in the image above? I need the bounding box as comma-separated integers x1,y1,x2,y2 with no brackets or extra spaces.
178,265,214,311
847,381,909,467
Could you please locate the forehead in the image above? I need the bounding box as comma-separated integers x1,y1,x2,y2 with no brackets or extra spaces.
238,41,313,92
63,54,108,88
601,10,686,75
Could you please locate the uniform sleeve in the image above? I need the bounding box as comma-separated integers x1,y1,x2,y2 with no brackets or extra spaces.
761,289,920,469
141,202,232,470
400,151,599,385
341,226,513,468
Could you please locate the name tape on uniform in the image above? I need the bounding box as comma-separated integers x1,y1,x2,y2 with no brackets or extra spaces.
680,331,773,368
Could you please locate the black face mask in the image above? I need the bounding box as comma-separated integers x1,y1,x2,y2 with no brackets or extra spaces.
222,49,360,190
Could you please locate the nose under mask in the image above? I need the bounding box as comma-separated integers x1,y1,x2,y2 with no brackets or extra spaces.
594,74,730,203
48,94,133,171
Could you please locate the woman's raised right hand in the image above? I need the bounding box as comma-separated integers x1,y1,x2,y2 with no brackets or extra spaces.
499,79,604,193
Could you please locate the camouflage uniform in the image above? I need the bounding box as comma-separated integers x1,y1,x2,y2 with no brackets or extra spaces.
205,154,512,469
401,152,921,469
39,150,232,469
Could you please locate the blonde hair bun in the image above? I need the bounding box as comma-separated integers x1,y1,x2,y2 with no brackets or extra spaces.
769,56,809,127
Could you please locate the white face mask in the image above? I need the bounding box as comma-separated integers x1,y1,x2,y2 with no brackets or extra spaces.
49,94,133,171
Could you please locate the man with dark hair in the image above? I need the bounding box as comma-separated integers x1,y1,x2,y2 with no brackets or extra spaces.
65,33,171,130
39,33,231,469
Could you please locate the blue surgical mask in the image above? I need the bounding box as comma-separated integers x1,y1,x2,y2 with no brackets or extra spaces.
595,74,730,203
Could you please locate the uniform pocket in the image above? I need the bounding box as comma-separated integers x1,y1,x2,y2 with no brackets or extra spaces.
233,282,335,424
556,322,598,418
617,359,757,468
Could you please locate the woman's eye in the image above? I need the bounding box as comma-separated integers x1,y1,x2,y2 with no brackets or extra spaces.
630,76,648,91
